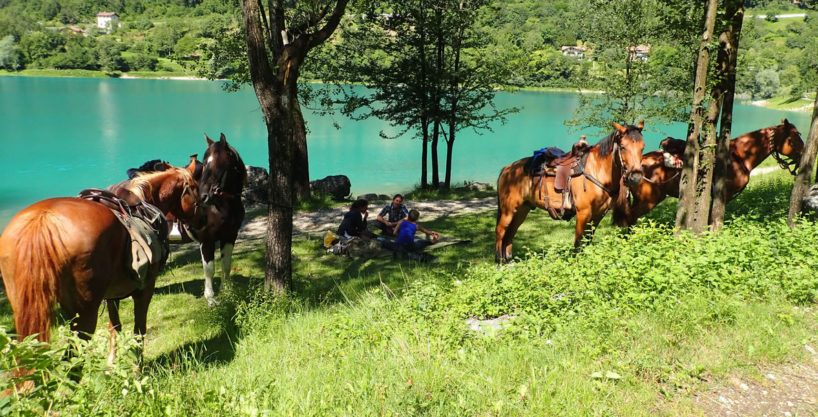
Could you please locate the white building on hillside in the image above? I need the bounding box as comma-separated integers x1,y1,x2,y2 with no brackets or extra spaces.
97,12,119,33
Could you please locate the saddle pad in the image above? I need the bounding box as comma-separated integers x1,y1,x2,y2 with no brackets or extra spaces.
126,216,169,289
663,152,683,168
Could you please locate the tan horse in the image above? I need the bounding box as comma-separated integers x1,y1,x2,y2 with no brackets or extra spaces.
0,167,203,344
614,119,805,226
495,122,645,262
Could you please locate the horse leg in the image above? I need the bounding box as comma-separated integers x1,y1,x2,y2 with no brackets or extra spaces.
201,241,217,307
219,242,234,290
495,207,516,263
573,209,593,249
106,299,122,366
502,204,532,262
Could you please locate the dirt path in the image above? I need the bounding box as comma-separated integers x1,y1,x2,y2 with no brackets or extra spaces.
238,197,497,240
694,353,818,416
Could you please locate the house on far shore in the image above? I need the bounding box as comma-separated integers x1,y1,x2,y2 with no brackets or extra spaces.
97,12,119,33
561,45,587,59
628,44,651,62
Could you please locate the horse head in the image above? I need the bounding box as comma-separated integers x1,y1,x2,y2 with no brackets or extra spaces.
200,133,247,206
771,118,804,172
612,120,645,186
126,167,205,230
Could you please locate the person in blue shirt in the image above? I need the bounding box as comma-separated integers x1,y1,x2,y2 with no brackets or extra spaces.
389,209,439,255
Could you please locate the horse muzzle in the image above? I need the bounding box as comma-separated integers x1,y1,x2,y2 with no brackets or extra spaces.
627,171,643,186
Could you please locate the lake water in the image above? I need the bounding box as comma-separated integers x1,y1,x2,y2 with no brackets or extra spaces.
0,76,811,230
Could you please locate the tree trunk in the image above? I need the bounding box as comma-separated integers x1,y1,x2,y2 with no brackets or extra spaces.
241,0,293,291
421,123,429,188
264,109,294,292
787,94,818,226
444,18,464,189
444,138,454,188
419,2,429,188
241,0,348,291
710,0,744,230
675,0,719,232
291,96,311,201
430,7,444,188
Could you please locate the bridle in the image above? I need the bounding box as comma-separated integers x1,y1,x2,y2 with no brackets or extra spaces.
768,128,800,175
180,179,208,235
201,148,242,203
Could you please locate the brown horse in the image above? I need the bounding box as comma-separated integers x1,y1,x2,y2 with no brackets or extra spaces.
0,167,202,345
495,122,645,262
183,133,247,307
614,119,804,226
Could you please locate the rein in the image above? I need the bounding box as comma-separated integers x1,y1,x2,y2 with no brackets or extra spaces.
641,171,681,185
771,151,798,175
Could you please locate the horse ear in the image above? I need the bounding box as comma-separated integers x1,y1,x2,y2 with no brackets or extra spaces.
185,157,198,175
219,133,227,144
205,133,214,147
637,120,644,131
612,122,627,134
782,118,789,125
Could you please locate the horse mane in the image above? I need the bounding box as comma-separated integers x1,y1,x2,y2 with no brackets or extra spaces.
126,167,193,201
593,125,643,157
594,131,619,157
230,144,248,187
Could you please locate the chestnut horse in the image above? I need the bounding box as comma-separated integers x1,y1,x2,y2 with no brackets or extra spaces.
184,133,247,307
614,119,804,226
0,167,202,345
495,122,645,262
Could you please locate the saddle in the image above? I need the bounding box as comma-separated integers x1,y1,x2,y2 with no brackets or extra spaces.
529,137,590,220
78,189,170,289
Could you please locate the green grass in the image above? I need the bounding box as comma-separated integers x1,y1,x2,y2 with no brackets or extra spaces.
0,68,111,78
757,94,815,111
2,169,817,415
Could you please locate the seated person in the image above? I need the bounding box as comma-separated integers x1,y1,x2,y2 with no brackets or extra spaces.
337,198,374,239
376,194,409,236
384,209,439,255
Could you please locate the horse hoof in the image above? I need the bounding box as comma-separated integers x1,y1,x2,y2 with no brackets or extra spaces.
207,297,219,308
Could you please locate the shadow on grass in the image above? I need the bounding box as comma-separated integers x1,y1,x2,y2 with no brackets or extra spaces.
154,274,254,298
147,325,239,370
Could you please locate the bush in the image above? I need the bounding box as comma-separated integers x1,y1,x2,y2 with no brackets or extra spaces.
127,53,158,71
399,217,818,346
0,35,23,70
0,327,154,415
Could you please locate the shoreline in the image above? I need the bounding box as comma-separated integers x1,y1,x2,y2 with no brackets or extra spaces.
2,69,813,112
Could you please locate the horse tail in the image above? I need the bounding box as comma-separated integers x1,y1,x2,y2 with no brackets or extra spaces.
12,211,68,342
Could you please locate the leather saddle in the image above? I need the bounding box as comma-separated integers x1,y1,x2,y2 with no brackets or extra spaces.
529,137,590,220
78,188,170,289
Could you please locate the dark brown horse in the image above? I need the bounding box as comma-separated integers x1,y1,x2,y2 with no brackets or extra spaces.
495,122,645,262
184,133,247,307
614,119,804,226
0,167,202,346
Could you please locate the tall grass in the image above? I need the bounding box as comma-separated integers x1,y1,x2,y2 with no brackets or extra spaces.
2,169,817,415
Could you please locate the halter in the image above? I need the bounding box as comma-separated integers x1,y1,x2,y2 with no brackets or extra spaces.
767,128,799,175
180,179,208,235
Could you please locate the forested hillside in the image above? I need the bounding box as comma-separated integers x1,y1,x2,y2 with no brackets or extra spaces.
0,0,815,102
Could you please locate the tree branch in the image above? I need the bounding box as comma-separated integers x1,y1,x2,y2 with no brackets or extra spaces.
307,0,350,50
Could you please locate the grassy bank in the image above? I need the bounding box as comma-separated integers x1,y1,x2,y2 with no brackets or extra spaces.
2,170,817,415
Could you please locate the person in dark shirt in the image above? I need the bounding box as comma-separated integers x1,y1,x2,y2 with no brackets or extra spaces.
337,198,374,239
376,194,409,236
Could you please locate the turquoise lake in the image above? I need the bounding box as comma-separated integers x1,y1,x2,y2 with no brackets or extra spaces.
0,76,811,231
